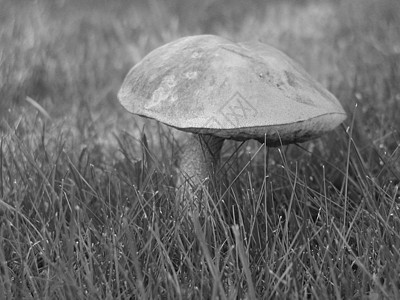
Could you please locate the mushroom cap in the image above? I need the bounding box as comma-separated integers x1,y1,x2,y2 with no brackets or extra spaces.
118,35,346,146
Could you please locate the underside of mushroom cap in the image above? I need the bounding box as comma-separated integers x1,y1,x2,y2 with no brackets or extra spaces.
118,35,346,144
185,113,343,146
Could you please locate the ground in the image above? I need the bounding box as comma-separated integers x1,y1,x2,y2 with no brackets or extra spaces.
1,0,400,299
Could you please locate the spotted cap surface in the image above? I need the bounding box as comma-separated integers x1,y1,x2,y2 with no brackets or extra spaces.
118,35,346,146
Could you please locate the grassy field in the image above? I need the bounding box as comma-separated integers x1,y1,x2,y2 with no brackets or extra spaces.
1,0,400,298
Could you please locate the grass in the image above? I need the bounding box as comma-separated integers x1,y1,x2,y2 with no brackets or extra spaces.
1,0,400,298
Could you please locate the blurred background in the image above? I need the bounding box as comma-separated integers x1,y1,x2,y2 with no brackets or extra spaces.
1,0,399,162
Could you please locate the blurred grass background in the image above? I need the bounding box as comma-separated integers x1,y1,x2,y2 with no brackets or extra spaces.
1,0,400,298
1,0,399,151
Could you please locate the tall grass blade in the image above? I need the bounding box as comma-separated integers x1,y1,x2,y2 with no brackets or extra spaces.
232,224,257,300
25,97,52,120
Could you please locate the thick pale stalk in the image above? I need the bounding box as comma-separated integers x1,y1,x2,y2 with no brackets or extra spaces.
178,134,224,189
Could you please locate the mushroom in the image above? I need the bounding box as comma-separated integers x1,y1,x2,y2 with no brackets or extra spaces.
118,35,346,194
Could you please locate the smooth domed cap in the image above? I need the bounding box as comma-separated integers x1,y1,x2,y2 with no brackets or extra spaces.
118,35,346,146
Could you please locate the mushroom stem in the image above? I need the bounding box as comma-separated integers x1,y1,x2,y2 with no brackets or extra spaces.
178,134,224,188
